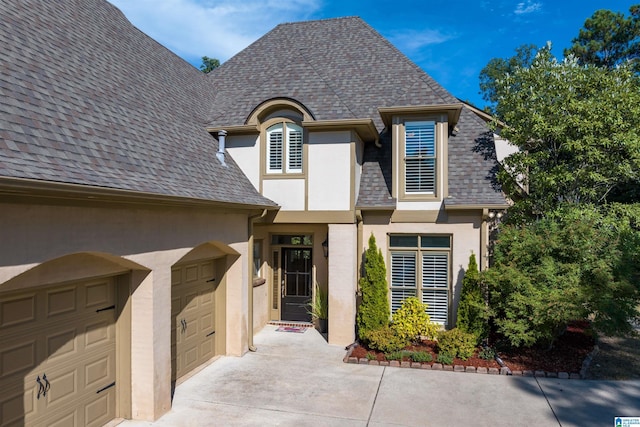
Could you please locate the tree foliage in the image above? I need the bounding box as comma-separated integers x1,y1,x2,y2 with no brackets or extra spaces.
483,204,640,348
479,44,538,113
493,46,640,223
565,5,640,71
391,297,439,342
199,56,220,73
456,253,488,344
357,234,390,342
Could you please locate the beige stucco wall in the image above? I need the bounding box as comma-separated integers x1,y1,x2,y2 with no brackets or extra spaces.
262,179,306,210
0,201,250,421
362,211,483,327
327,223,357,346
225,134,261,190
307,131,352,211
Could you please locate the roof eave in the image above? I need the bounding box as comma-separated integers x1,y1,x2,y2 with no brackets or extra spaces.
302,119,379,143
378,104,464,128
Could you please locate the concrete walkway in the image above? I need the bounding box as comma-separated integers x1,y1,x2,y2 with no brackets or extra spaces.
120,325,640,427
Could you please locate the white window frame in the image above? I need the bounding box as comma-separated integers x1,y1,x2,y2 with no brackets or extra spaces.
403,120,436,195
266,121,303,174
389,234,450,326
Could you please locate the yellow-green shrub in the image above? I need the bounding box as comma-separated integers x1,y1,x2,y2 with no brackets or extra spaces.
365,325,408,353
391,297,439,342
437,328,476,360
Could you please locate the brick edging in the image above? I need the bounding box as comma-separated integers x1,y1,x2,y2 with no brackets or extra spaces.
343,343,593,379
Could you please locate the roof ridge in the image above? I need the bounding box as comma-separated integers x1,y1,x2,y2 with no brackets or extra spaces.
275,16,363,27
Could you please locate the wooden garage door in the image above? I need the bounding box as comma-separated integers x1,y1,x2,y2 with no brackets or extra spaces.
0,278,116,427
171,260,216,381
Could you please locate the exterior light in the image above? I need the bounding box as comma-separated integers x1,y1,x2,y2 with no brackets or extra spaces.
322,236,329,258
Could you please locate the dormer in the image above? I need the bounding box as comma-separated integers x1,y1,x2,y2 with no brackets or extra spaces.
378,104,463,207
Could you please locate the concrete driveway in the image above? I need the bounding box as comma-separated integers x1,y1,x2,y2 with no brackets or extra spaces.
119,325,640,427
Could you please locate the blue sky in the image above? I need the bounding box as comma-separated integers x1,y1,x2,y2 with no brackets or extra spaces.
108,0,637,108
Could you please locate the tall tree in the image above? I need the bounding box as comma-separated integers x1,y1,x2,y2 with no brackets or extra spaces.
565,5,640,70
199,56,220,73
492,45,640,223
478,44,538,114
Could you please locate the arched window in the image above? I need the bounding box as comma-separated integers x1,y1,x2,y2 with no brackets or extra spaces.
266,121,303,174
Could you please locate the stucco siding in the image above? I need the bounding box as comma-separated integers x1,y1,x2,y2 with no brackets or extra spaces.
307,132,352,211
263,179,306,210
225,134,261,190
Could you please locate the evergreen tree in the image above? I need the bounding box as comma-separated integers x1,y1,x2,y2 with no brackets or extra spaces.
456,253,488,344
356,234,390,341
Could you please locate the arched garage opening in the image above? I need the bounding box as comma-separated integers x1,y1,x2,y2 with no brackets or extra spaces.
170,242,239,387
0,252,149,427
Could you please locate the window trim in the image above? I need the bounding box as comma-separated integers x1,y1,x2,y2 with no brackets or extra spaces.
388,234,451,326
394,115,448,202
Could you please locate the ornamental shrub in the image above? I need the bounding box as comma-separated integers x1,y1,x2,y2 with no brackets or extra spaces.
365,326,408,353
456,253,489,345
437,328,476,360
391,297,440,342
409,351,433,363
357,234,390,341
436,352,454,365
484,203,640,348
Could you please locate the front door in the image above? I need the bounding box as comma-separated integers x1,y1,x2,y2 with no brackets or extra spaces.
281,248,312,321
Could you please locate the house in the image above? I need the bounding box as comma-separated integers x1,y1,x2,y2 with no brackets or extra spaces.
0,1,506,425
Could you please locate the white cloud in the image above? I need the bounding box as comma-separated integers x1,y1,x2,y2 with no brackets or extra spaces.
108,0,322,64
388,29,455,53
514,0,542,15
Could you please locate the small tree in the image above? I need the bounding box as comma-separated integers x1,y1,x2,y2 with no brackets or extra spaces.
357,234,390,341
199,56,220,73
456,253,488,344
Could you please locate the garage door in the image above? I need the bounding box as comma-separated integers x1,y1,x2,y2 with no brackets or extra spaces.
0,278,116,427
171,260,216,381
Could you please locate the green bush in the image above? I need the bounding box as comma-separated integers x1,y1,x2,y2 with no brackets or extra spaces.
384,351,405,361
357,234,390,341
391,297,440,342
484,204,640,348
365,326,408,353
366,352,377,361
409,351,433,363
437,328,476,360
478,347,496,361
456,253,488,345
436,351,454,365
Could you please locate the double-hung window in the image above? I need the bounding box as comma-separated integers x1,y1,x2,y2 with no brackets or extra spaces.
404,121,436,194
389,234,450,325
266,122,303,174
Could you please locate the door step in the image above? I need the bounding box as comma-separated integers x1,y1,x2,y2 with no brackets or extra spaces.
268,320,314,328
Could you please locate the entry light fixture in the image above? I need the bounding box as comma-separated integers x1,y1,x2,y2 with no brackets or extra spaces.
322,236,329,258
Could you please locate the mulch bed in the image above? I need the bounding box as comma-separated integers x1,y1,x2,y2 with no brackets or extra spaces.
348,320,596,375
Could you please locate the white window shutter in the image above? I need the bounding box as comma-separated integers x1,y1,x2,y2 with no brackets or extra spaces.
287,124,303,173
421,253,448,324
390,252,417,313
267,124,283,173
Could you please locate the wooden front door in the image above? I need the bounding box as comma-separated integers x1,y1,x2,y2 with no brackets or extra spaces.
280,248,312,322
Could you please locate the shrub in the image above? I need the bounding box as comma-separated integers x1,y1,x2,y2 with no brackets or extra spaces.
392,297,440,342
456,253,488,344
484,204,640,348
357,234,390,341
436,352,454,365
409,351,433,363
437,328,476,360
365,325,408,353
366,352,377,361
478,347,496,361
384,351,405,361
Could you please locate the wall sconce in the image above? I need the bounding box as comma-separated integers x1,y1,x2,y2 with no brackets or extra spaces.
322,236,329,258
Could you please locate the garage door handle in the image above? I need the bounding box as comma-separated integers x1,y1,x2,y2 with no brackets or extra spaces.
206,330,215,337
96,382,115,394
181,319,187,333
36,374,50,399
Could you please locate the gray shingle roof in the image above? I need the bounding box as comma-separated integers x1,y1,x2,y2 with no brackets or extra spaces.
206,17,459,131
211,17,505,209
0,0,275,207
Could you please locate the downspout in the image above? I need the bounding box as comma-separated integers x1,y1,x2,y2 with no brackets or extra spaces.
355,210,363,283
480,208,489,270
247,208,268,352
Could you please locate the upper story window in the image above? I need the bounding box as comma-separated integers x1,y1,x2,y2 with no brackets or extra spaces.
404,121,436,194
266,122,303,174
